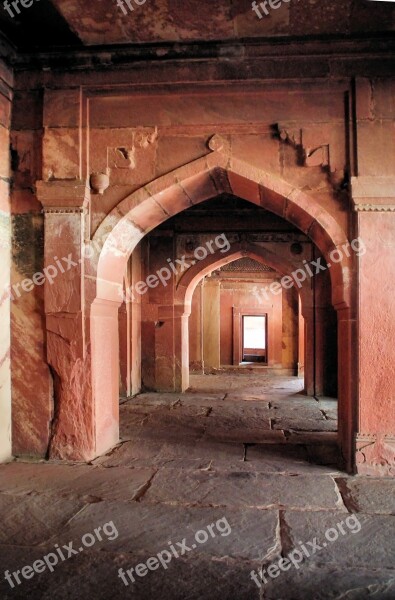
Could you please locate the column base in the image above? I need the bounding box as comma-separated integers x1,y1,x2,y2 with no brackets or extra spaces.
355,433,395,476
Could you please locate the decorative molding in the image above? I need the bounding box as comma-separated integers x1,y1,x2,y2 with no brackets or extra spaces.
42,207,88,215
353,204,395,213
352,176,395,212
220,257,275,273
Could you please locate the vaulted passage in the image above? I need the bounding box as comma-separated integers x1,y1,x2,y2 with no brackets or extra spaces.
119,195,339,439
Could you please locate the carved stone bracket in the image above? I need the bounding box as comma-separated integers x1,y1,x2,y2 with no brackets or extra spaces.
276,124,333,171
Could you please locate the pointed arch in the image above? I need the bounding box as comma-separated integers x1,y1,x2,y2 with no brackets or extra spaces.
93,151,351,309
174,241,311,313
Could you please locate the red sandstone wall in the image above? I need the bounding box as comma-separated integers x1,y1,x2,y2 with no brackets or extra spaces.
82,85,350,237
352,79,395,471
10,89,53,457
0,58,12,460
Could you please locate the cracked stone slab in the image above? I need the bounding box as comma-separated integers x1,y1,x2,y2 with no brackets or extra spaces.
45,501,279,562
270,399,325,415
223,393,271,406
203,425,284,444
0,493,86,546
128,393,178,407
210,405,271,420
203,407,275,443
0,546,261,600
117,410,149,428
96,437,245,470
144,411,208,435
259,563,395,600
272,417,337,432
336,477,395,515
282,510,395,569
143,469,344,510
245,444,343,474
133,393,223,408
126,424,206,444
0,463,156,501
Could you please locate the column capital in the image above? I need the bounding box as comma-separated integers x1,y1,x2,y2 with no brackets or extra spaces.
36,179,90,214
351,176,395,212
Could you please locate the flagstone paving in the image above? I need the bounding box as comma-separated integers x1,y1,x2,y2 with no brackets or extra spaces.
0,373,394,599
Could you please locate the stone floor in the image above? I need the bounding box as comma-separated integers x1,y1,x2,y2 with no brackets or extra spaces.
0,373,394,599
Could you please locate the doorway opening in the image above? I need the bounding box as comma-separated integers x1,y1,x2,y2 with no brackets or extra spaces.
242,315,267,364
92,154,352,469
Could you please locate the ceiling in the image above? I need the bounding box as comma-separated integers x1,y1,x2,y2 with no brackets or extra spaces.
0,0,394,51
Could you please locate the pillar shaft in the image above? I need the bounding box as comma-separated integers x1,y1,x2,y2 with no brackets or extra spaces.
202,280,221,371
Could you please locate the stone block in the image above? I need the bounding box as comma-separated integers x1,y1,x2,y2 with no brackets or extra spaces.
42,128,80,180
144,469,343,510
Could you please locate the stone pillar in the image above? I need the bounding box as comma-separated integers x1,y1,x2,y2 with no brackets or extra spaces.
174,305,189,392
155,304,176,391
202,279,221,371
118,297,131,397
297,300,305,378
130,299,142,396
140,235,179,392
337,307,357,473
352,176,395,476
37,180,119,460
303,309,315,396
188,282,204,373
130,246,142,396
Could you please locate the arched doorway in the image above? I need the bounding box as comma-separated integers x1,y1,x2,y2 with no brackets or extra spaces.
42,138,354,469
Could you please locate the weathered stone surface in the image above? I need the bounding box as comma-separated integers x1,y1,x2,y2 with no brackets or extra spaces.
143,469,343,510
204,424,283,444
97,438,245,470
272,417,337,432
0,547,261,600
49,0,395,46
205,405,272,442
49,501,279,562
261,563,395,600
0,492,85,546
282,510,395,569
246,444,343,474
0,463,155,501
336,477,395,515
